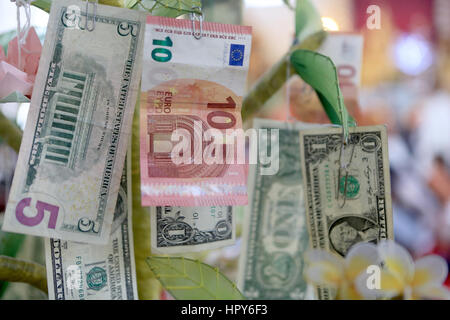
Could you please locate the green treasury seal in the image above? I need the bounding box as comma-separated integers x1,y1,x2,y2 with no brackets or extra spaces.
339,175,360,198
86,267,107,291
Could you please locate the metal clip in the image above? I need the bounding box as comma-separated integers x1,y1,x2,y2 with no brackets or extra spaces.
336,126,356,208
190,6,203,40
84,0,98,32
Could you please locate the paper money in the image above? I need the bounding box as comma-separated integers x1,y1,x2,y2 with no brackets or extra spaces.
319,33,363,104
150,206,235,254
238,119,315,300
45,153,138,300
140,16,252,206
2,0,145,244
300,125,393,299
290,33,363,122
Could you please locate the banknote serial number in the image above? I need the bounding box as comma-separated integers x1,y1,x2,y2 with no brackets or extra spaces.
181,304,268,317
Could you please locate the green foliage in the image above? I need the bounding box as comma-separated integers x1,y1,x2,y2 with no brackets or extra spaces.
31,0,52,13
0,225,26,297
295,0,323,44
30,0,201,17
147,256,245,300
282,0,295,10
128,0,201,16
0,92,30,104
290,50,356,138
0,30,17,52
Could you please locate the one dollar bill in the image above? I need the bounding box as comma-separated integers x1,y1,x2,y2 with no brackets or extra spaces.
150,206,235,254
2,0,145,244
300,125,393,299
45,153,138,300
238,119,315,300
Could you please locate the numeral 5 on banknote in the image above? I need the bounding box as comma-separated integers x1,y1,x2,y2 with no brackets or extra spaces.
2,0,145,244
140,16,252,206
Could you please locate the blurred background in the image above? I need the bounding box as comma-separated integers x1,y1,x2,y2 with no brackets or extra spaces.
1,0,450,298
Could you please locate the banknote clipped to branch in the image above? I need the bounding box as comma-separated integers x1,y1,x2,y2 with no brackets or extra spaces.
2,0,146,243
147,256,245,300
290,50,356,135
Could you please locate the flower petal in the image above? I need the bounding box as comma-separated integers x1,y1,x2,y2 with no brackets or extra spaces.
414,285,450,300
304,261,343,287
345,242,379,281
355,269,402,299
377,240,414,283
337,283,364,300
305,249,344,270
413,255,448,289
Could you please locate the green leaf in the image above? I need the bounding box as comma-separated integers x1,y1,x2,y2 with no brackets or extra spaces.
295,0,323,44
0,92,30,104
32,0,52,13
147,256,245,300
283,0,294,10
31,0,201,17
130,0,201,17
290,50,356,136
0,30,17,52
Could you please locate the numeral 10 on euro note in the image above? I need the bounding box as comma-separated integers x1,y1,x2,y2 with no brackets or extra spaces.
151,36,239,130
152,36,173,62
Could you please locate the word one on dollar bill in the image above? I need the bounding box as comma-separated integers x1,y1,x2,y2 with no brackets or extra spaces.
2,0,145,244
140,16,252,206
150,205,235,254
239,119,315,300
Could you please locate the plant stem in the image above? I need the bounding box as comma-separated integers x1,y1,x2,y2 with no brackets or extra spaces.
0,256,47,293
0,111,22,153
241,30,327,122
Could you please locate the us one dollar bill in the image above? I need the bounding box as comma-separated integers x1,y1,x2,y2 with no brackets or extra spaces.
300,125,393,299
45,152,138,300
238,119,316,300
150,206,235,254
2,0,145,244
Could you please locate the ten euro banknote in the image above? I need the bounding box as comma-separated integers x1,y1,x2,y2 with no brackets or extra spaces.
239,119,316,300
300,125,393,299
140,16,252,206
45,153,138,300
2,0,145,244
150,205,235,254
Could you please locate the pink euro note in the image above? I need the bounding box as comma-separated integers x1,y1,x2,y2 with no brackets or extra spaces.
140,17,252,206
